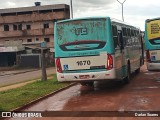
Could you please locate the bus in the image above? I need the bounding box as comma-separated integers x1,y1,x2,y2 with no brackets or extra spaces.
54,17,143,86
144,17,160,70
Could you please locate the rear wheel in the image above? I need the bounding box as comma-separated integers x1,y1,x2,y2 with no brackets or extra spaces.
135,68,140,74
80,81,94,86
124,64,131,84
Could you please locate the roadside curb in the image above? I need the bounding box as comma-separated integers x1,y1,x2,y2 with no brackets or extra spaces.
12,82,77,111
0,69,40,76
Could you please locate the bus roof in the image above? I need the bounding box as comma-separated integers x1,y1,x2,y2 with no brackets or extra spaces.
56,16,110,23
111,18,140,29
56,16,140,30
146,17,160,22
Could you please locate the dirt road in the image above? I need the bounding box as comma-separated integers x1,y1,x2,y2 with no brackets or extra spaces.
0,67,56,87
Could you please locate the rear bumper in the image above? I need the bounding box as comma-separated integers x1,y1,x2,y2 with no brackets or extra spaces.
147,62,160,70
57,69,116,82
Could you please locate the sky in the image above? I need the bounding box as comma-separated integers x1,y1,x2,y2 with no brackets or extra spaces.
0,0,160,31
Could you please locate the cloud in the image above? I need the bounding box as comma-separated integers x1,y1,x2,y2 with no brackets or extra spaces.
75,0,114,7
73,0,117,18
0,0,159,30
7,1,16,7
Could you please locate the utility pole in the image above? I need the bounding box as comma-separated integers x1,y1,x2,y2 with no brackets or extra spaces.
116,0,127,21
41,48,47,81
70,0,73,19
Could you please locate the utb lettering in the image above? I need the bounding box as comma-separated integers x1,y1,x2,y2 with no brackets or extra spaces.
75,28,88,35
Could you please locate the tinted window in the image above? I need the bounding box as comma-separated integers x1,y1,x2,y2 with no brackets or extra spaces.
44,38,50,42
127,28,131,37
131,29,134,36
57,19,107,51
18,24,22,30
27,39,32,42
4,25,9,31
122,28,127,36
112,25,118,48
134,30,137,36
44,23,49,28
26,25,31,30
13,24,17,30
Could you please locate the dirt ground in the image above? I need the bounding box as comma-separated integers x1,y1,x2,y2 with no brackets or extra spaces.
9,64,160,120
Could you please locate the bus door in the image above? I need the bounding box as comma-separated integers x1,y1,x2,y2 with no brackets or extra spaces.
117,30,126,78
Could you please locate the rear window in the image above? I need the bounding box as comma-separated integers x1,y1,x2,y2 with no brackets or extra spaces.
56,18,107,51
146,19,160,44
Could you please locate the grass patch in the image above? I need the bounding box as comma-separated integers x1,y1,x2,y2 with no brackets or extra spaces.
0,74,69,111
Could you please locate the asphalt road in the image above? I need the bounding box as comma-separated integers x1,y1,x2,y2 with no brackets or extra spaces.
0,67,56,87
10,64,160,120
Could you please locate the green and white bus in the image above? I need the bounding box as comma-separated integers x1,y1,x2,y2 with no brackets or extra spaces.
144,17,160,70
54,17,143,85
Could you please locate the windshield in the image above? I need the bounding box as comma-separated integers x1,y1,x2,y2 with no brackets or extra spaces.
146,19,160,45
56,18,107,51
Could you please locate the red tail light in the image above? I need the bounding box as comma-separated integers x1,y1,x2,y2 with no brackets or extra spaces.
107,54,113,70
146,50,151,62
56,58,62,73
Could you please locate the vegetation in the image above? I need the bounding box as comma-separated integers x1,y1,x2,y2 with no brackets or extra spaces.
0,74,69,111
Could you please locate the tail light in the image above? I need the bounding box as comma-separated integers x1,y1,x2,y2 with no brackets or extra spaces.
107,54,113,70
56,58,62,73
146,50,151,62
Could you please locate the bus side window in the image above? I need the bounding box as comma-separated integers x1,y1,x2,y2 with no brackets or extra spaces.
118,30,124,50
137,30,141,45
135,30,139,45
131,29,135,45
112,25,119,49
127,28,131,37
134,30,137,36
122,27,127,46
126,28,131,46
131,29,135,37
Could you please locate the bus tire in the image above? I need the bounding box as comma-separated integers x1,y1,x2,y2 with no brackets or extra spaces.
80,81,94,86
135,68,140,74
140,57,143,66
124,63,131,84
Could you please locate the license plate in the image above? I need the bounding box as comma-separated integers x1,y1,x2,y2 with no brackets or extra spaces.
79,75,90,79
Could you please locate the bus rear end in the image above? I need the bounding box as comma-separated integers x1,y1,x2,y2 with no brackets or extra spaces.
145,18,160,70
54,17,116,82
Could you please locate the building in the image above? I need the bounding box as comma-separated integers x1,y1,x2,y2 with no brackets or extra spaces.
0,3,70,67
